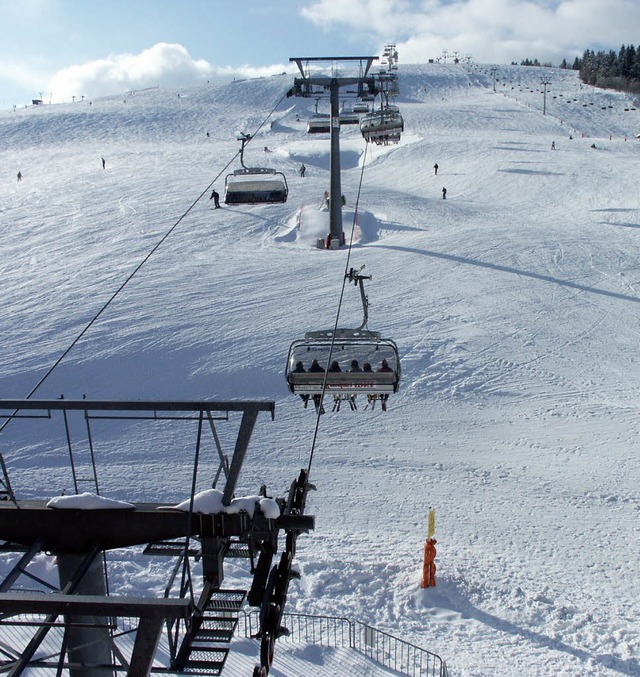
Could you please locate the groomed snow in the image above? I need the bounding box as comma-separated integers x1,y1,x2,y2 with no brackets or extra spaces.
0,63,639,676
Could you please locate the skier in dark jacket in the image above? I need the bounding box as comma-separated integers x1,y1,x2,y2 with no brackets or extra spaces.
210,189,220,208
293,361,310,408
309,359,324,372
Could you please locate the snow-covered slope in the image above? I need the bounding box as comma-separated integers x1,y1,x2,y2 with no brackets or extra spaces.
1,63,639,676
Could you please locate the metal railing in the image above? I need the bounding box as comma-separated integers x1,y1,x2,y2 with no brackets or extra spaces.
238,610,448,677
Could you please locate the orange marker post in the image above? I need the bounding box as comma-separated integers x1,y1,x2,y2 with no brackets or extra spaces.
421,508,437,588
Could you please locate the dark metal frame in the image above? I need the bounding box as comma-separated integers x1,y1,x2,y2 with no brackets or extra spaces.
0,399,313,676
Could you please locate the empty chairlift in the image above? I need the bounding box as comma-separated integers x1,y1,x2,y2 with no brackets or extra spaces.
224,134,288,205
339,106,360,126
353,102,370,114
307,113,331,134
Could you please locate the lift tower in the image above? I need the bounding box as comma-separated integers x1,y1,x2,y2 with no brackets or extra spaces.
288,56,378,249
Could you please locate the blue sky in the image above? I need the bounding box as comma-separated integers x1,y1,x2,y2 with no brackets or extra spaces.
1,0,638,109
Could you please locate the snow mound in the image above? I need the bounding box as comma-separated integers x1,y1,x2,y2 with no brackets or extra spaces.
167,488,280,519
47,492,135,509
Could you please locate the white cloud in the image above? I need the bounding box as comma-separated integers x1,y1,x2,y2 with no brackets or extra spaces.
0,58,49,93
46,43,288,103
301,0,640,64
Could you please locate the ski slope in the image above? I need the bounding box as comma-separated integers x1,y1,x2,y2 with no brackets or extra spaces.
0,62,639,676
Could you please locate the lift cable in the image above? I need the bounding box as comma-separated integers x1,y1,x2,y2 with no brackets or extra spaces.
306,140,371,477
0,92,288,498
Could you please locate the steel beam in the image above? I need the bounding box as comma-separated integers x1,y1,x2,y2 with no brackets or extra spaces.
0,399,275,416
222,409,259,506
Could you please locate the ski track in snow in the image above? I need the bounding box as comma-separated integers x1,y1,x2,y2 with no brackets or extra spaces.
1,64,639,676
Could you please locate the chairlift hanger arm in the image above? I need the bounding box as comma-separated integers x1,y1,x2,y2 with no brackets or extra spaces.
346,267,371,330
237,133,253,170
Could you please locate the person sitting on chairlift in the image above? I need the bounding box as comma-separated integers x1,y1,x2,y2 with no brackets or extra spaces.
377,359,392,411
378,358,393,372
347,359,361,410
307,358,325,413
328,361,342,410
293,361,310,409
309,359,324,372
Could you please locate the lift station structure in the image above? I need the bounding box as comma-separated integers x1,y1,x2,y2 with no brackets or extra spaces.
0,399,314,676
288,56,379,249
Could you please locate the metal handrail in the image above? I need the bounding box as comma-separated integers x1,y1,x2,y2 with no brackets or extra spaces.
237,609,448,677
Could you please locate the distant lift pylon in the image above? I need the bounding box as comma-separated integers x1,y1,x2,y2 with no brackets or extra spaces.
224,133,288,205
285,268,401,405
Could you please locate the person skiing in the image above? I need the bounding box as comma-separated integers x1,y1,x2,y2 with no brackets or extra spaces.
101,157,106,169
442,187,447,199
17,171,22,182
300,164,306,177
434,163,439,175
210,188,220,208
551,141,555,150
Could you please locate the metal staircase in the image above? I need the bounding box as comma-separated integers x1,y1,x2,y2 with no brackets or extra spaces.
178,589,247,675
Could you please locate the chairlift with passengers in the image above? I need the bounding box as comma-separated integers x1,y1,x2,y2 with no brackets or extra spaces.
285,267,401,410
360,97,404,145
224,134,288,204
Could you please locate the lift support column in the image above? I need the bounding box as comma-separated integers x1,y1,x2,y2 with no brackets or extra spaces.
57,554,113,677
288,56,378,249
328,79,344,249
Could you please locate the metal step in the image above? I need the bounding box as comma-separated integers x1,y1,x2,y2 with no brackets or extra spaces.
196,615,238,643
183,648,229,675
205,589,246,612
225,541,251,558
143,540,199,557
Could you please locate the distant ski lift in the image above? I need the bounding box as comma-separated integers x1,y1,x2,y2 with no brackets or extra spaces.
285,268,401,401
224,134,288,204
307,113,330,134
360,105,404,145
339,110,360,125
225,168,288,204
